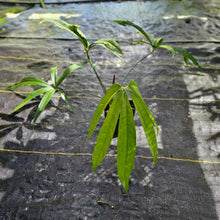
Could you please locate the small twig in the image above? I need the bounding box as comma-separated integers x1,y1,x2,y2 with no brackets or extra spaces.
97,200,114,209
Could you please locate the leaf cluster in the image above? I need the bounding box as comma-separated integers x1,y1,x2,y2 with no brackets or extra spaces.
9,62,86,124
87,81,158,191
114,20,203,71
41,19,124,58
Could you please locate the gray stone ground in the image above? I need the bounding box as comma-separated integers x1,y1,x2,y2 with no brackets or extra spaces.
0,1,220,219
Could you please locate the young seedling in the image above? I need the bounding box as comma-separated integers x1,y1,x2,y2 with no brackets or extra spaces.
9,63,86,124
9,19,202,192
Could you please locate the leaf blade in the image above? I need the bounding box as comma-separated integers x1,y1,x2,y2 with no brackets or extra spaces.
159,45,175,57
68,25,89,49
128,81,158,166
51,66,58,86
91,38,124,58
92,91,123,171
41,18,74,36
33,89,56,124
55,62,87,87
173,47,203,71
8,77,49,89
159,45,203,71
87,84,122,140
114,20,154,45
41,19,89,49
58,90,75,113
12,87,52,113
128,80,159,133
117,91,136,192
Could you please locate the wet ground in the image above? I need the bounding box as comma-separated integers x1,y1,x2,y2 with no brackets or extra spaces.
0,0,220,219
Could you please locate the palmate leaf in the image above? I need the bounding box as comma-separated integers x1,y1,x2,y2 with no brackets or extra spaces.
117,91,136,192
8,77,49,89
55,62,87,87
12,86,53,113
92,91,123,171
33,89,56,124
87,84,122,140
114,20,154,46
128,81,158,166
159,45,203,71
89,38,124,58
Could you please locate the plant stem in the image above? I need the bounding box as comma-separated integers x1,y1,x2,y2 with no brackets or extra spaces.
40,0,46,8
121,49,155,86
85,50,107,94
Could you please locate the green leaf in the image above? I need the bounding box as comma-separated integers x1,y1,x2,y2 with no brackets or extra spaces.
128,81,158,166
173,47,203,71
12,87,52,113
90,38,124,58
153,37,163,49
130,40,149,45
68,25,89,49
117,91,136,192
41,19,89,49
159,45,175,57
58,90,75,113
51,66,58,86
114,20,154,46
8,77,49,89
55,62,87,87
87,84,122,140
92,91,123,171
184,56,189,65
0,17,7,24
41,18,74,36
159,45,203,71
33,89,56,124
128,80,159,133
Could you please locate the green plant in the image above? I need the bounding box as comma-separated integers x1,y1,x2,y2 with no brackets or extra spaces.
9,19,202,192
0,17,7,24
9,63,86,124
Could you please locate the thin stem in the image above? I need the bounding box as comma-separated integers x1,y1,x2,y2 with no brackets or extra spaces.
121,49,155,86
85,50,107,94
40,0,46,8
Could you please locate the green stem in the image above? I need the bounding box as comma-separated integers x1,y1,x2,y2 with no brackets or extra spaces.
40,0,46,8
121,49,155,86
85,50,107,94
